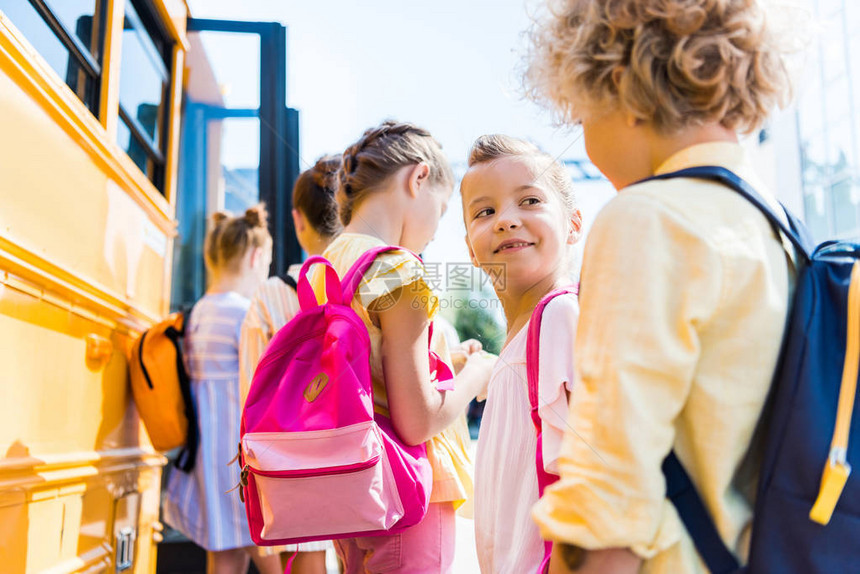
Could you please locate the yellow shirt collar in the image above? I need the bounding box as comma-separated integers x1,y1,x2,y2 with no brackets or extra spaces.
655,141,752,178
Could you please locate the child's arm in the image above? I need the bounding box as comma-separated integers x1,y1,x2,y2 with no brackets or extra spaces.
533,193,723,563
378,287,495,446
238,293,270,407
548,545,640,574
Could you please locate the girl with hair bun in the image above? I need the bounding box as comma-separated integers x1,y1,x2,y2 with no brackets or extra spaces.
239,156,343,573
526,1,796,572
163,206,280,574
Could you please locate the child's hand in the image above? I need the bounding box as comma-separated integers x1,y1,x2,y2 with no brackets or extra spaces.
465,350,497,401
450,338,483,373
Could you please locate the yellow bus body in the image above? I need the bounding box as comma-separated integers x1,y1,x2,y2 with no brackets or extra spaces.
0,1,192,572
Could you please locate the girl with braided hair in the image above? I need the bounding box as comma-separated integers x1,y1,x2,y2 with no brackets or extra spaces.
312,120,497,573
239,156,343,573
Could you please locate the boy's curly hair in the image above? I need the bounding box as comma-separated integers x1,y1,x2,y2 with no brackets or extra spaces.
525,0,793,134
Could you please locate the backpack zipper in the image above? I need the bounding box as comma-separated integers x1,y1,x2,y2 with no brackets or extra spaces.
138,331,154,389
245,455,381,480
810,260,860,525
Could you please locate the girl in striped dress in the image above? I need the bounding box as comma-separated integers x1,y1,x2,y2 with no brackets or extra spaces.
163,205,281,574
239,156,343,573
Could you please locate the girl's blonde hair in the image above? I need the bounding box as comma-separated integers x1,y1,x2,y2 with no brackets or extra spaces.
338,120,454,225
204,204,271,274
525,0,792,134
467,134,577,215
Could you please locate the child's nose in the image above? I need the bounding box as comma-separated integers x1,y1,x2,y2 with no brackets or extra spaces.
496,212,520,231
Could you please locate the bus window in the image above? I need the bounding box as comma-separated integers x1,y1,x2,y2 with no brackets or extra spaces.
117,0,171,192
1,0,106,115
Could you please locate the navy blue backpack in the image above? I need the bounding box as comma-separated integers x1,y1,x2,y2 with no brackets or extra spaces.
648,166,860,573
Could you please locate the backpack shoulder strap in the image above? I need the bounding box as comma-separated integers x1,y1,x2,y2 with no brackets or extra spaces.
525,286,578,494
639,165,812,262
341,245,420,302
281,273,298,291
296,256,344,310
663,452,740,573
165,305,198,473
526,286,577,574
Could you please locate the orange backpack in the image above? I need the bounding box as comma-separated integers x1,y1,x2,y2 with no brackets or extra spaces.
129,308,198,472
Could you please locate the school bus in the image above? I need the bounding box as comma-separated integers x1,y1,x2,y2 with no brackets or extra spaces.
0,1,300,572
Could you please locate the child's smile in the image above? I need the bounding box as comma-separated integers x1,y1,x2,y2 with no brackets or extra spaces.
493,238,536,254
461,155,576,291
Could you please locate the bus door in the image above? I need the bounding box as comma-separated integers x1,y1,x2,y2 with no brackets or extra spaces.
171,18,301,310
156,17,300,571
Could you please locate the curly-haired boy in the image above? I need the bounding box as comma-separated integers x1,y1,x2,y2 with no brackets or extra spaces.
526,1,797,572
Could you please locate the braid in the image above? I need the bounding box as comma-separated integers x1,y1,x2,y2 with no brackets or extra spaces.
337,120,452,226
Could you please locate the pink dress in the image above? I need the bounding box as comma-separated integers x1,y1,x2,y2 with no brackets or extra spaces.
474,294,578,573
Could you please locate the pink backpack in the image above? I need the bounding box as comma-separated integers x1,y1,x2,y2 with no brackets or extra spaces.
238,247,452,545
528,286,578,574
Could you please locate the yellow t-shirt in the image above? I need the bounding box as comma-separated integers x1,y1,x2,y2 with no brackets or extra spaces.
312,233,473,508
532,142,794,572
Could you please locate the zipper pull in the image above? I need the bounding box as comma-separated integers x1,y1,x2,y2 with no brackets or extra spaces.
226,442,242,467
226,464,250,503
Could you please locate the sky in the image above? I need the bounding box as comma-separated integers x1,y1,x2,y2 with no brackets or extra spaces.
186,0,616,293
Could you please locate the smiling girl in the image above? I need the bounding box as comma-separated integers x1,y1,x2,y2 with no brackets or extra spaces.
460,135,583,573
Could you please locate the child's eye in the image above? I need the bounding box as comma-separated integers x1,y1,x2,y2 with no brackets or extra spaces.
474,207,494,219
521,197,541,206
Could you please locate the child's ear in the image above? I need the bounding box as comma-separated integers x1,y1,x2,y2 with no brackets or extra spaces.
248,246,262,269
567,208,584,245
407,163,431,198
292,208,305,234
465,234,480,268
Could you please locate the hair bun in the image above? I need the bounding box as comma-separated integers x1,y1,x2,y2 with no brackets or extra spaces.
243,203,269,228
310,155,342,193
211,211,230,225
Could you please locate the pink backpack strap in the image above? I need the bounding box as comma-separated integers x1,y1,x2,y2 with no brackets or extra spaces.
297,255,344,310
527,285,578,573
340,246,410,301
340,246,454,391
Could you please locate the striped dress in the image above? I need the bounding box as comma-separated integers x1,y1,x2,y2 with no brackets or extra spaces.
163,291,253,552
238,267,333,553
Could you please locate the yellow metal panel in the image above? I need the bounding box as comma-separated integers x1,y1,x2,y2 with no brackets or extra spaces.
0,494,28,573
164,46,184,210
60,495,84,563
135,467,162,574
25,495,65,572
0,68,169,318
153,0,189,50
0,464,164,574
99,0,125,138
0,286,155,458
